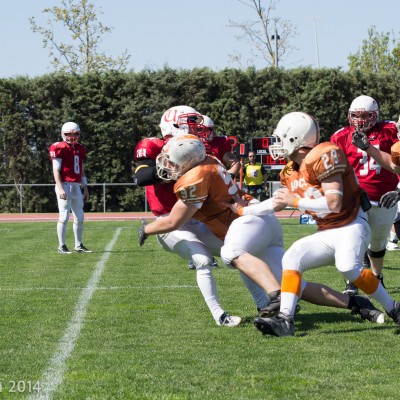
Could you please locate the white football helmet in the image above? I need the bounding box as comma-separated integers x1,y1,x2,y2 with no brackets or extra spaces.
156,134,206,181
269,112,320,160
195,115,215,142
159,105,203,138
61,122,80,144
348,95,379,132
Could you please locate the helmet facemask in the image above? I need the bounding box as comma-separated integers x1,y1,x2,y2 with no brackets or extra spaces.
348,110,378,132
155,152,182,182
155,134,206,181
348,95,379,133
62,130,80,144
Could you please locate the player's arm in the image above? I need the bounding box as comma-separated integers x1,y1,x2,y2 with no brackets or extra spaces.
52,158,67,200
134,158,164,186
364,145,400,173
352,130,400,173
81,164,89,200
274,175,343,213
142,199,197,235
222,151,240,177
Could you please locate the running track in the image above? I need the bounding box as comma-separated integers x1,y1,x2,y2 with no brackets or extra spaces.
0,210,301,222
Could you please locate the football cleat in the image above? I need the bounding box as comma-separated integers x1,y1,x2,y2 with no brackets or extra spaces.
387,301,400,325
386,241,399,251
58,244,72,254
258,290,281,318
188,260,196,270
218,312,241,327
212,257,219,268
254,312,295,337
343,281,358,296
74,243,92,253
350,295,385,324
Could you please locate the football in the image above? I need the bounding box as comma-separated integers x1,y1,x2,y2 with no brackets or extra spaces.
391,141,400,166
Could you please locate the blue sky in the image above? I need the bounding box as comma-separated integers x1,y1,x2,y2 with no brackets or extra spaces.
2,0,399,77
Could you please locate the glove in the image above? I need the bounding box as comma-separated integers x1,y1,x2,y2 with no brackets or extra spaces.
352,130,370,151
378,189,400,208
138,219,149,246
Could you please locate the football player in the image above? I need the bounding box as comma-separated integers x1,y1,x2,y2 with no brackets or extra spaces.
330,95,399,294
134,106,247,327
49,122,92,254
139,133,385,328
224,111,400,336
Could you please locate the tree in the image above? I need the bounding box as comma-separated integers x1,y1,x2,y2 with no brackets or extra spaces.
348,26,400,73
29,0,130,74
228,0,298,68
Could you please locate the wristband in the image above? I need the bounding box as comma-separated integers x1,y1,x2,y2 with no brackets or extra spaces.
293,197,300,208
81,176,88,186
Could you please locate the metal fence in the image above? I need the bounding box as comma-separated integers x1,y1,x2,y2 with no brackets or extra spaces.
0,182,282,213
0,183,142,213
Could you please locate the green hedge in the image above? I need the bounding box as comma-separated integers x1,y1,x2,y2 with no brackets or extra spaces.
1,67,399,212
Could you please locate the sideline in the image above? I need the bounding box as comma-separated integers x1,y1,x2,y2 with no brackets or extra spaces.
0,209,301,222
28,228,121,400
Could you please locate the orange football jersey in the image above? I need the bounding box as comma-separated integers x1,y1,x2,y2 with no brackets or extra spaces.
174,156,239,239
280,142,362,230
391,141,400,166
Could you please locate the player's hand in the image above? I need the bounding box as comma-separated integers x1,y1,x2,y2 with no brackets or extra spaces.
352,130,370,151
222,201,244,216
59,190,67,200
378,189,400,208
138,219,149,246
273,188,295,208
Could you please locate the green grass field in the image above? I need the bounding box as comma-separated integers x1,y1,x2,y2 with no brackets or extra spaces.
0,219,400,399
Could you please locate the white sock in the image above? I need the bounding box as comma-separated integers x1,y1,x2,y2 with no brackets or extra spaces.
196,266,224,324
239,272,269,310
73,221,83,247
57,222,67,246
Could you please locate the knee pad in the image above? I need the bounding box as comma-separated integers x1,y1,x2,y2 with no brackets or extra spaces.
191,253,213,269
367,248,385,259
220,244,246,268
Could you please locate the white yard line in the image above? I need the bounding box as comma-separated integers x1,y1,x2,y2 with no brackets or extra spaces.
28,228,121,400
0,285,197,292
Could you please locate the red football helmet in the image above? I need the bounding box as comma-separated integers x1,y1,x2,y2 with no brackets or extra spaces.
193,115,215,142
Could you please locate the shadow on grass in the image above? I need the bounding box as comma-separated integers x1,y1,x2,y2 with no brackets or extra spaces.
241,310,400,337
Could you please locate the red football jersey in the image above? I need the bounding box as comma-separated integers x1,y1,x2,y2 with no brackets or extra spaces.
49,141,87,183
134,136,234,216
204,136,232,160
330,121,398,201
279,142,361,231
134,137,176,216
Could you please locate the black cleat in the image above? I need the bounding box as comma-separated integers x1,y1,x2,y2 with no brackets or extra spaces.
387,302,400,326
343,281,358,296
74,243,92,253
351,295,385,324
58,244,71,254
254,312,295,337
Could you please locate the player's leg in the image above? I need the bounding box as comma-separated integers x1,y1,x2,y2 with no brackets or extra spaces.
55,183,71,253
157,220,240,327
